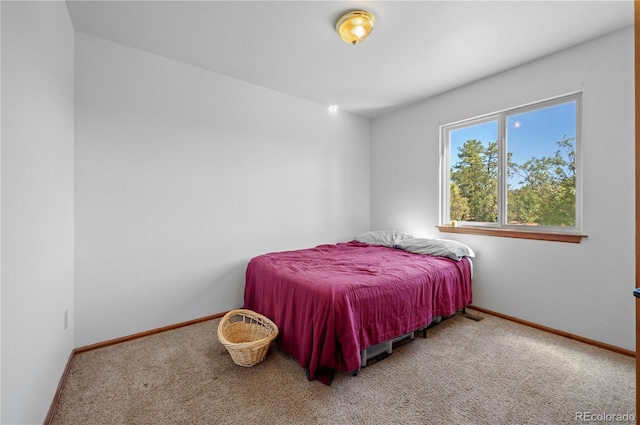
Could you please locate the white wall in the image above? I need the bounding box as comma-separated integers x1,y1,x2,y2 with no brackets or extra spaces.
74,33,371,347
1,2,75,424
371,27,635,351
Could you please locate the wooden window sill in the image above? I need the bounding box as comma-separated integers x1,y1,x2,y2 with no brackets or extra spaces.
437,225,587,243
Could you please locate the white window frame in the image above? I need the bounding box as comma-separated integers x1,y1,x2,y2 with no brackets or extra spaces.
440,92,583,234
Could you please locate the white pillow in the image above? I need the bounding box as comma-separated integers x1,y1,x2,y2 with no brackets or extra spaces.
354,230,413,248
399,237,475,261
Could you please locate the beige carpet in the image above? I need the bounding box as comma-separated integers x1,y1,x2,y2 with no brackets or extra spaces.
50,312,635,424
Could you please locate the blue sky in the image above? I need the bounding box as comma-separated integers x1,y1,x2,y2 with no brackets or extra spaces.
506,101,576,165
449,100,576,183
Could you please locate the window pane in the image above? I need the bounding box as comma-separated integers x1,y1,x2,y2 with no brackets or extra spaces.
449,120,498,223
506,101,576,227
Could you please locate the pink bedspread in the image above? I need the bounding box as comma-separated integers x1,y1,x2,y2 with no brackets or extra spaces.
244,241,472,384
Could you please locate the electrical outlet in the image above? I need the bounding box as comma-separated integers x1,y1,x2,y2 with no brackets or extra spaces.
64,309,68,330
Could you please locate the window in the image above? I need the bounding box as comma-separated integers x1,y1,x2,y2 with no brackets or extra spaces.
441,93,581,235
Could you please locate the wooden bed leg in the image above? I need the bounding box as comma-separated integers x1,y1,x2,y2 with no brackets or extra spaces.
461,307,466,315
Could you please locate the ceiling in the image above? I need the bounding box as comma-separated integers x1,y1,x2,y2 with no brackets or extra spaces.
65,0,634,118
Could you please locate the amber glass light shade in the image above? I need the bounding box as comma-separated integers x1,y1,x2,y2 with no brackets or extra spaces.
335,10,375,45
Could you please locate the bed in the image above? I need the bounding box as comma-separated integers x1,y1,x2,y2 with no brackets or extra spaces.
243,231,474,384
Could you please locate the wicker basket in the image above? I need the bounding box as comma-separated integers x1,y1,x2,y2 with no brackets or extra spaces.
217,309,279,367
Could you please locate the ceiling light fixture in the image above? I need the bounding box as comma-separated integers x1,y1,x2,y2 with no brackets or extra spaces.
335,10,375,46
